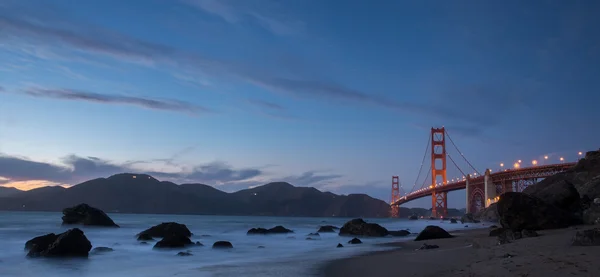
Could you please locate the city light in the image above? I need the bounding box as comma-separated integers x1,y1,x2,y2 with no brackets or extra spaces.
532,160,538,166
513,162,520,169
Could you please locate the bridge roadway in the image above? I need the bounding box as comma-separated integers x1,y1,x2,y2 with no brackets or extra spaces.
392,162,576,207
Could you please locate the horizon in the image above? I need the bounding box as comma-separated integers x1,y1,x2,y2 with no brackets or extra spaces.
1,0,599,209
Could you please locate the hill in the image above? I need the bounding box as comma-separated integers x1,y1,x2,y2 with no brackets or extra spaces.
0,173,394,217
0,186,23,197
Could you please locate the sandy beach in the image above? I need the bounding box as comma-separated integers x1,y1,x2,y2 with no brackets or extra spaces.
322,226,600,277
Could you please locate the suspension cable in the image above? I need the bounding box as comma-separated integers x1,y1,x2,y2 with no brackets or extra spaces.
421,164,432,189
447,154,467,178
408,135,431,194
445,129,481,175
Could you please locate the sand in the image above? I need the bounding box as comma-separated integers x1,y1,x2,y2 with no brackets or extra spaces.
322,226,600,277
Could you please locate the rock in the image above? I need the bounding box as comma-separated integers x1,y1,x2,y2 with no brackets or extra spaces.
595,198,600,205
389,230,411,237
25,233,58,251
307,233,320,237
140,242,148,245
138,222,191,239
26,228,92,258
489,228,505,237
489,225,498,229
247,226,294,235
61,203,119,227
464,225,468,228
450,219,457,224
91,247,113,253
414,226,453,241
460,213,480,223
408,215,418,220
212,241,233,249
336,243,343,248
497,192,582,231
153,234,193,249
474,203,499,222
137,233,154,241
521,229,539,238
339,218,389,237
317,225,338,233
177,251,193,256
418,243,439,250
428,216,435,220
257,246,265,248
348,238,362,244
523,178,581,212
572,228,600,246
583,204,600,224
195,241,203,246
306,237,316,240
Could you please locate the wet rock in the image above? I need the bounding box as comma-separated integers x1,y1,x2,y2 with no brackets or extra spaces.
257,246,265,248
497,192,582,231
138,222,191,239
389,230,411,237
348,238,362,244
460,213,480,224
464,225,468,228
140,242,148,245
306,237,317,240
418,243,439,250
25,233,58,251
414,226,453,241
177,251,192,256
91,247,113,254
336,243,343,248
153,235,193,249
62,203,119,227
339,218,389,237
137,233,154,241
195,241,203,246
450,219,457,224
307,232,320,237
474,203,499,222
212,241,233,249
247,226,294,235
572,228,600,246
523,178,581,213
408,215,418,220
317,225,338,233
26,228,92,258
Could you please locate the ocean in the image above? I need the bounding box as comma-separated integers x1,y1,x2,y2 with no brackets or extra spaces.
0,212,484,277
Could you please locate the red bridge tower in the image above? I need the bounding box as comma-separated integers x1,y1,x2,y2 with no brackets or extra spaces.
390,176,400,217
431,127,448,218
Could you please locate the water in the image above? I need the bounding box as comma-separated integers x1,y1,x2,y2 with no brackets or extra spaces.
0,212,485,276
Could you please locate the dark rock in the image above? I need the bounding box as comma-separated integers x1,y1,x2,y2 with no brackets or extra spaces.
348,238,362,244
138,222,191,239
336,243,343,248
464,225,468,228
497,192,582,231
474,203,499,222
247,226,294,235
195,241,203,246
258,246,265,248
306,237,316,240
137,233,154,241
339,218,389,237
177,251,193,256
212,241,233,249
418,243,439,250
408,215,418,220
414,226,453,241
317,225,338,233
153,235,193,249
25,233,58,251
389,230,411,237
460,213,479,223
572,228,600,246
489,228,505,237
27,228,92,258
450,219,457,224
489,225,498,229
307,232,320,237
62,203,119,227
521,229,539,238
523,178,581,213
140,242,148,245
91,247,113,254
583,204,600,225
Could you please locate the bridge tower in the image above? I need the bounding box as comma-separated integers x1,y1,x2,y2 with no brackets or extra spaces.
431,127,448,218
390,176,400,217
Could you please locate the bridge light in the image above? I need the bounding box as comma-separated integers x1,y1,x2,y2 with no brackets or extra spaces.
518,160,522,163
532,160,538,166
544,155,548,160
500,163,504,167
560,157,564,162
578,152,583,156
513,162,520,169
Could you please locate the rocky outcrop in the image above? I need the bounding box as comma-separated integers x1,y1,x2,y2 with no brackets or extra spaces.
460,213,480,223
177,251,193,256
247,226,294,235
317,225,338,233
336,243,343,248
572,228,600,246
474,203,499,222
137,222,192,239
212,241,233,249
137,233,154,241
348,238,362,244
414,226,453,241
153,235,193,249
497,192,582,231
62,203,119,227
26,228,92,258
389,230,411,237
523,178,581,212
338,218,389,237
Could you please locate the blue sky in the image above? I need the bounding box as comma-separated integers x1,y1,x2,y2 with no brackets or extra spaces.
0,0,599,208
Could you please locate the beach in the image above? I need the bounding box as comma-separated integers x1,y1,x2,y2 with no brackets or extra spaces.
322,225,600,277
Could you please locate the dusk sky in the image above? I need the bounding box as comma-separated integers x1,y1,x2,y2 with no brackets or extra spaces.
1,0,599,208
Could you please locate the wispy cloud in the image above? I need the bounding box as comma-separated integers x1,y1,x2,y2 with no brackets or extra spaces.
7,87,212,115
281,170,343,187
248,99,284,111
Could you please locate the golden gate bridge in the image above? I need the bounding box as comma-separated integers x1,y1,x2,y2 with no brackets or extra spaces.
390,127,579,218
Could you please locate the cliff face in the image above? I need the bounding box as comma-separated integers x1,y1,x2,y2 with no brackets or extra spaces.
0,174,392,218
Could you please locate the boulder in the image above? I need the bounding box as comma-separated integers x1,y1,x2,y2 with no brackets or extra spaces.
137,233,154,241
460,213,480,223
317,225,338,233
497,192,582,231
25,233,58,251
450,219,457,224
414,226,453,241
336,243,343,248
572,228,600,246
339,218,389,237
389,230,411,237
177,251,193,256
138,222,191,239
489,228,505,237
91,247,113,254
247,226,293,235
523,178,581,212
26,228,92,258
474,203,499,222
153,234,193,249
348,238,362,244
62,203,119,227
212,241,233,249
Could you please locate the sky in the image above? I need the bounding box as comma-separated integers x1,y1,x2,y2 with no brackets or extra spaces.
1,0,599,209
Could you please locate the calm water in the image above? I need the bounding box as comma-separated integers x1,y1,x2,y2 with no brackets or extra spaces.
0,212,485,277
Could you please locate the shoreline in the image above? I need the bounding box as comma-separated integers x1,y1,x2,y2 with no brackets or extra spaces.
320,225,600,277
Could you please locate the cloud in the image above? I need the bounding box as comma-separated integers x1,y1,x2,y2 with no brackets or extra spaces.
8,87,212,115
248,99,285,111
281,171,343,187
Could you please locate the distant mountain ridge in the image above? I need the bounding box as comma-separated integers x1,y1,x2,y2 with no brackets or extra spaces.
0,173,464,218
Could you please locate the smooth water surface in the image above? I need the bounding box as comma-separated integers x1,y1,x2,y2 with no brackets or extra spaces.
0,212,485,276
